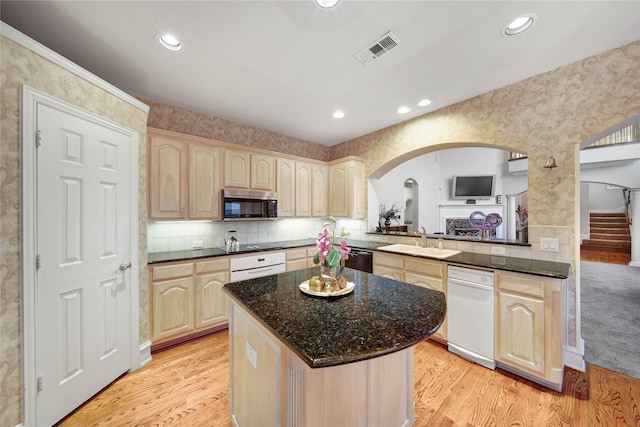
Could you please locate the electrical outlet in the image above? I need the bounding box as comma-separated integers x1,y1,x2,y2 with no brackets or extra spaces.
540,237,560,252
246,341,258,369
192,240,204,249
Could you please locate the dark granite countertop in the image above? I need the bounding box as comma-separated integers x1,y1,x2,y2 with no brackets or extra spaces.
223,267,446,369
149,238,571,279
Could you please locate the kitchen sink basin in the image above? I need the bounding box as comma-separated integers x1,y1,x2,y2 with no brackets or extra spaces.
377,244,461,259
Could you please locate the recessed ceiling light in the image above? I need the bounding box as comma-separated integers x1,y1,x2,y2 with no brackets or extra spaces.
156,33,183,51
503,14,536,36
417,99,432,107
315,0,339,9
398,106,411,114
332,110,345,119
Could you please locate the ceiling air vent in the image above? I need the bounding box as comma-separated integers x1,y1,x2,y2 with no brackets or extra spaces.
355,31,401,65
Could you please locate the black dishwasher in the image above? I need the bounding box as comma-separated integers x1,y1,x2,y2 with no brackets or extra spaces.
345,249,373,273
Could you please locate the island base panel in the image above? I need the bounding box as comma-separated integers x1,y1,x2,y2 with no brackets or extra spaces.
229,302,416,427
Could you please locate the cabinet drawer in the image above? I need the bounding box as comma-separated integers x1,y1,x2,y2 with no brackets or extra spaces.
195,257,229,275
286,248,308,261
373,265,404,281
152,262,194,281
405,272,444,292
287,259,308,272
404,258,444,278
374,252,404,269
497,272,546,299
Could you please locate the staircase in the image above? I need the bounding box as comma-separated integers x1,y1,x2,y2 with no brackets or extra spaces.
581,213,631,264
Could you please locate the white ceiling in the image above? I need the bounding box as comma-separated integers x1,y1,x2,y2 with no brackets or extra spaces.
2,1,639,146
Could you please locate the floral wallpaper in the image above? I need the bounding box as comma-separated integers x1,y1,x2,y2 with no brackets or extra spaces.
0,36,149,426
329,39,640,364
331,41,640,231
2,26,639,427
142,97,330,162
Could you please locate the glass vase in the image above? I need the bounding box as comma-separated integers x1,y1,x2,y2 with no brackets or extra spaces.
320,262,338,289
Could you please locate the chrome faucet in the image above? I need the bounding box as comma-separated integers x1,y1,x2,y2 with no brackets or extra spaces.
420,226,427,247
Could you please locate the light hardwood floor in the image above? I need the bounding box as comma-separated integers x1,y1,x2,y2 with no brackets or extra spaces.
57,329,640,426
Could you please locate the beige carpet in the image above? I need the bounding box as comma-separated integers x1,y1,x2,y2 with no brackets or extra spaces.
580,261,640,379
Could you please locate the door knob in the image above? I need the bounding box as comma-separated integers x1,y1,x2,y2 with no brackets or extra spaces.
118,262,132,272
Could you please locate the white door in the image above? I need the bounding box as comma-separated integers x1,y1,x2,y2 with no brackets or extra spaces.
35,103,133,425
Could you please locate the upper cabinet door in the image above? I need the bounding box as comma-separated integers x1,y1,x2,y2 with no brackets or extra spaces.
311,164,329,217
251,154,276,191
277,158,295,217
329,162,348,217
329,159,365,219
189,144,221,220
148,133,188,219
295,161,312,217
224,149,250,188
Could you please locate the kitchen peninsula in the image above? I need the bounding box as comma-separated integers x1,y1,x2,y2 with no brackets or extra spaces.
223,267,446,427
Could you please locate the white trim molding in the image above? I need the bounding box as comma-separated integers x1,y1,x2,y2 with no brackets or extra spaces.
139,341,153,368
564,338,586,372
1,22,149,114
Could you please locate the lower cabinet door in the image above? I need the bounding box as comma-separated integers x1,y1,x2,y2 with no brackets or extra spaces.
152,277,195,342
195,271,229,330
405,272,447,341
497,290,545,375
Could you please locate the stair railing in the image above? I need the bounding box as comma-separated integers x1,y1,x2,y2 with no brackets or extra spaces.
623,188,632,226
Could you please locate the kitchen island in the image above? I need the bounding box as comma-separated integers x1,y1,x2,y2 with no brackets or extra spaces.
223,267,446,427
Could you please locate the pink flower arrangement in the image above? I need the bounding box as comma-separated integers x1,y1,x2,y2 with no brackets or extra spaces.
314,216,351,271
516,205,528,225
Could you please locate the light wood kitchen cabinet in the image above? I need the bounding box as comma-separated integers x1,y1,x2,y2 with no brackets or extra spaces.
195,257,230,330
251,153,276,191
148,132,188,219
404,257,447,342
495,270,564,390
148,129,221,220
189,144,221,219
277,158,295,217
295,161,312,217
150,257,230,349
223,149,250,188
224,149,276,191
373,252,404,281
329,158,365,218
151,262,195,342
286,247,310,272
311,164,329,217
307,247,319,268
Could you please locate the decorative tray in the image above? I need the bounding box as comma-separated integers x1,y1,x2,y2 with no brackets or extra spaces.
299,280,355,297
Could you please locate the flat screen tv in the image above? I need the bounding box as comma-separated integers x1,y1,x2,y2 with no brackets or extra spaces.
451,175,496,200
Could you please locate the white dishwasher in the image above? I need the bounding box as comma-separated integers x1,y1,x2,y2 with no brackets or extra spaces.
447,265,496,370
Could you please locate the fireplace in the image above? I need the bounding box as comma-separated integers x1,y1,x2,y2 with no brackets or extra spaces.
439,204,505,239
445,218,497,238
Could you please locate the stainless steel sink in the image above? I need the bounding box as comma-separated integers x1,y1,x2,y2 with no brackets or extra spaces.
376,244,461,259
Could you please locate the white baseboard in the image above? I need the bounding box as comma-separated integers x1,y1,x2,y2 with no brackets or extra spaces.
138,340,152,368
564,339,586,372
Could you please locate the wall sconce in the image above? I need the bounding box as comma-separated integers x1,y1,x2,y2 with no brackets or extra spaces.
543,156,558,188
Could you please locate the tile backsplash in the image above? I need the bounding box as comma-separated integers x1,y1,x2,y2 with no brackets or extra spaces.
148,218,370,253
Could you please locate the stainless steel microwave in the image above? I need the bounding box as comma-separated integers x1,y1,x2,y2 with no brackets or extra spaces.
222,189,278,220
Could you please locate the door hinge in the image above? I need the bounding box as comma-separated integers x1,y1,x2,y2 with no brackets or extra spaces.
37,375,44,392
35,130,42,149
36,254,41,270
